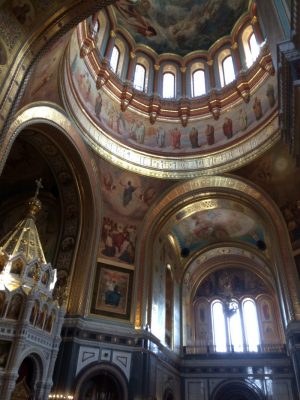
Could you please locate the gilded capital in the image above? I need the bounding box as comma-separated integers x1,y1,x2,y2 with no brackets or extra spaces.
110,30,116,38
154,64,160,71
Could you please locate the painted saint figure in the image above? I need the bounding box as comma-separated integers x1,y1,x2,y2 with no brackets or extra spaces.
266,83,275,108
95,93,102,121
170,127,181,149
205,124,215,145
156,126,165,148
189,127,200,148
136,121,145,144
222,117,233,139
253,96,262,120
238,108,247,131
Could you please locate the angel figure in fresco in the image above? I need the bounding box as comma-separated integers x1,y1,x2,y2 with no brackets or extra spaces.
103,171,116,191
137,186,156,206
114,0,156,38
119,180,138,207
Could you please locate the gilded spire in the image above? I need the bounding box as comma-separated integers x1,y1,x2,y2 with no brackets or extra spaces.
0,179,46,264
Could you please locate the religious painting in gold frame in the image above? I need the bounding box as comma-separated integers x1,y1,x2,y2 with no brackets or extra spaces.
91,263,133,320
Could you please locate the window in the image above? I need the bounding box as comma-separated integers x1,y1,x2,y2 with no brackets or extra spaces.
192,69,206,97
221,55,235,87
249,32,260,64
163,72,175,98
110,45,120,73
133,63,146,91
212,298,260,352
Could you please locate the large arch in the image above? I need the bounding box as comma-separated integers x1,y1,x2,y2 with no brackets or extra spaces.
135,174,300,332
0,103,102,315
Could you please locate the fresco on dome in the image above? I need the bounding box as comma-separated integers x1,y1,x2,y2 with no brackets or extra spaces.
113,0,249,56
97,158,172,265
195,268,269,298
69,32,278,157
171,205,266,255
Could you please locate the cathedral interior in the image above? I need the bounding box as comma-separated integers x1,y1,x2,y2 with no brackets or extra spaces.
0,0,300,399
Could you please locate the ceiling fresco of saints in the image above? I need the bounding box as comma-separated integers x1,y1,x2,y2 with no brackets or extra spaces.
113,0,249,55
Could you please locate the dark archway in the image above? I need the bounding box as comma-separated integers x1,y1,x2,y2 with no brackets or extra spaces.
212,381,264,400
163,388,175,400
75,363,128,400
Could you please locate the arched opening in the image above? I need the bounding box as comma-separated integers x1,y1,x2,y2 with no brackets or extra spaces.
11,356,41,400
75,364,128,400
212,381,263,400
163,388,175,400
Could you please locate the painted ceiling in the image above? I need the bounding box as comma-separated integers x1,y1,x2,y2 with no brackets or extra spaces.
113,0,249,55
167,199,266,256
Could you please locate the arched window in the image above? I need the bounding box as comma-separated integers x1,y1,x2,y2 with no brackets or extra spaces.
221,55,235,87
133,63,146,91
249,32,260,64
163,72,175,99
110,45,120,73
212,301,227,352
192,69,206,97
211,298,261,353
243,298,260,351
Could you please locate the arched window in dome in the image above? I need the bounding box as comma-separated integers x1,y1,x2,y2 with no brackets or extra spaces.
163,72,175,99
134,63,146,92
221,55,235,87
249,32,260,63
192,69,206,97
110,45,120,73
242,26,260,68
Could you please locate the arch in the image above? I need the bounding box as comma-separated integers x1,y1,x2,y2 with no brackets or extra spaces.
162,64,178,99
163,387,175,400
211,380,264,400
74,362,128,400
1,104,102,316
242,25,260,67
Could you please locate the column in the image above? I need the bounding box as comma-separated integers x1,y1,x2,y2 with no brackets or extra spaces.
231,42,242,75
207,59,216,90
153,64,160,96
126,51,136,83
251,15,264,45
104,30,116,61
180,66,187,98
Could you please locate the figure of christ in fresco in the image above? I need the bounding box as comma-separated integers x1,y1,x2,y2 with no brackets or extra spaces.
119,180,138,207
238,108,248,131
156,126,165,148
170,127,181,149
222,117,233,139
189,127,200,148
95,93,102,121
204,124,215,145
253,96,263,120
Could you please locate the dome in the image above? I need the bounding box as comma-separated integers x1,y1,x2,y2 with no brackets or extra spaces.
62,0,277,178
